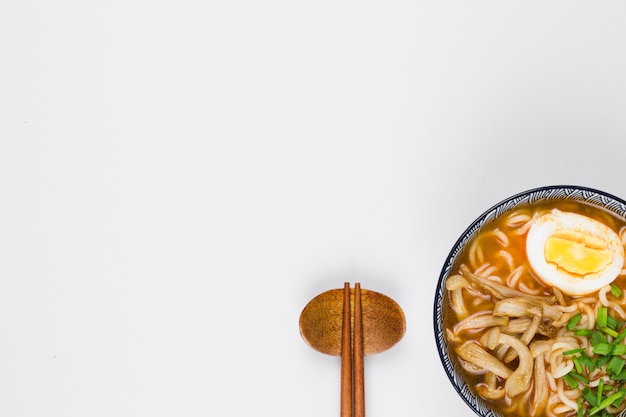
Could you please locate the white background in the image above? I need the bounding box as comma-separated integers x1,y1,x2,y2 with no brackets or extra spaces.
2,1,626,416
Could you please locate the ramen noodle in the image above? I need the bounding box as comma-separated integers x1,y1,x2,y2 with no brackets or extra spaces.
443,200,626,417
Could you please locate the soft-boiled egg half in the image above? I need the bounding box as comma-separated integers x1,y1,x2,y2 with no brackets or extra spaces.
526,209,625,296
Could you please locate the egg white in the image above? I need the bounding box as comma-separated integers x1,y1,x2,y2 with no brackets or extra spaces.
526,209,625,296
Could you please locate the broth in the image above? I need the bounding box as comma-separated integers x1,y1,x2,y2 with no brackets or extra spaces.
444,200,626,417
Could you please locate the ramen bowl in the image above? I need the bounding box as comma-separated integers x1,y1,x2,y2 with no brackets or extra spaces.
433,185,626,417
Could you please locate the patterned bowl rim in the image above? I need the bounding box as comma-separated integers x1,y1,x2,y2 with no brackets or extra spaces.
432,185,626,417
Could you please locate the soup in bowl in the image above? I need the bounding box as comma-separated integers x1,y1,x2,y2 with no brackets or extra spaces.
434,185,626,417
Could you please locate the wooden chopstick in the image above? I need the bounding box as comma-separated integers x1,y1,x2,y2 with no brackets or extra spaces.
340,282,366,417
354,282,365,417
341,282,352,417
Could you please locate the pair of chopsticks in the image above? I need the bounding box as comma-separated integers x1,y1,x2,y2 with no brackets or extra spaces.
341,282,365,417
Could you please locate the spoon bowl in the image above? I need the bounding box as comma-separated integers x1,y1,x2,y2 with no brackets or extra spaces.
299,286,406,356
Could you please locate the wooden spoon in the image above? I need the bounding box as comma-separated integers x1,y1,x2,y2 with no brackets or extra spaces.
299,285,406,356
299,283,406,417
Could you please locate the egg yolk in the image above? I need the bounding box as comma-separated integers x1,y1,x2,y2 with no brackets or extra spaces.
544,230,613,276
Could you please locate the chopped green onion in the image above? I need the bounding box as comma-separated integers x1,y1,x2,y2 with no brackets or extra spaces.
591,330,608,346
567,313,583,331
611,283,623,298
570,372,590,384
597,379,605,407
573,357,584,374
596,355,612,368
583,387,598,406
594,343,613,355
607,357,626,376
563,347,586,355
563,373,579,389
590,391,625,416
612,369,626,380
614,329,626,344
577,396,584,417
600,326,619,338
613,344,626,355
598,307,609,328
556,302,626,415
580,353,596,372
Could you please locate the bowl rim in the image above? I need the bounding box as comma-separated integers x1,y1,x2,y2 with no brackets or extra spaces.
433,184,626,417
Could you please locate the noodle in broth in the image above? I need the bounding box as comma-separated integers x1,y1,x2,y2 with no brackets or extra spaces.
444,200,626,417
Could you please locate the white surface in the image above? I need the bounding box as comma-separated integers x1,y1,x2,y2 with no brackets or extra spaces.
2,1,626,416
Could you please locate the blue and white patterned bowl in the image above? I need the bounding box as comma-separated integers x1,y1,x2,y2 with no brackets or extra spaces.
433,185,626,417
